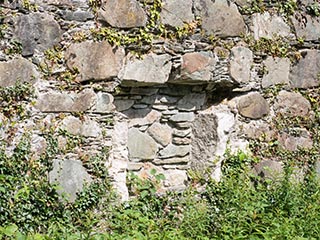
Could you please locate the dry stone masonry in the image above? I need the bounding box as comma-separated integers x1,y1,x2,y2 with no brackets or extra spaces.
0,0,320,201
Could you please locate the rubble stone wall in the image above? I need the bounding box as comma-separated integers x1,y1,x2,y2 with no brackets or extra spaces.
1,0,319,201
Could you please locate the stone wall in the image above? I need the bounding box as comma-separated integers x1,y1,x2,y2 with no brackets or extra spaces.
0,0,319,201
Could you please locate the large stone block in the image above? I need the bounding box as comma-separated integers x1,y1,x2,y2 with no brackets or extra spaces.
14,13,62,57
98,0,147,28
290,50,320,89
194,0,246,37
147,122,172,146
291,13,320,41
119,54,172,86
262,57,290,88
128,128,158,160
65,41,125,82
160,0,194,28
230,46,253,84
190,113,218,171
0,58,37,87
49,159,92,202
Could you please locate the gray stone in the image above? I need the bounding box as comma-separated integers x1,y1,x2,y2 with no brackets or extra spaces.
237,92,269,119
159,86,191,96
152,105,168,111
173,129,191,138
0,58,37,87
59,10,94,22
124,109,161,127
49,159,92,202
60,116,101,138
159,144,190,158
291,13,320,41
230,46,253,84
278,129,313,152
60,116,82,135
169,112,195,122
190,113,218,171
253,160,284,181
130,88,158,96
290,50,320,89
262,57,290,88
119,54,172,86
315,160,320,178
147,122,172,146
65,41,125,82
194,0,246,37
172,52,215,84
36,89,96,113
163,170,187,190
95,92,115,113
274,91,311,117
153,156,189,165
132,104,148,109
177,93,206,111
14,12,62,57
128,128,158,160
172,137,191,145
81,119,102,138
160,0,194,28
114,99,135,112
251,12,291,39
98,0,147,28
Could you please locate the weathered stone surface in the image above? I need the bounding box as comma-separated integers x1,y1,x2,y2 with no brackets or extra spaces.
119,54,172,86
173,129,191,138
65,41,124,82
60,116,82,135
114,99,135,112
230,46,253,84
0,58,37,87
147,122,172,146
159,144,190,158
49,159,92,202
163,170,187,190
237,92,269,119
172,137,191,145
30,135,47,157
14,13,62,57
290,50,320,89
291,13,320,41
243,121,275,141
194,0,246,37
253,160,284,181
190,113,218,171
98,0,147,28
169,112,195,122
160,0,194,27
36,89,96,112
95,92,115,113
251,12,291,39
59,9,94,22
177,93,206,111
278,129,313,152
274,91,311,117
128,128,158,160
172,52,215,84
130,88,158,96
262,57,290,88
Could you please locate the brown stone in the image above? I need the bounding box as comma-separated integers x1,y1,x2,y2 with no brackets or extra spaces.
237,92,269,119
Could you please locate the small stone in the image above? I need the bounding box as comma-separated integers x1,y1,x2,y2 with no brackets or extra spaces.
274,91,311,117
60,116,82,135
72,88,96,112
127,162,144,171
147,122,172,146
130,88,158,96
125,109,161,127
153,156,189,165
172,137,191,145
173,129,192,138
159,144,190,158
251,12,291,39
290,50,320,89
194,0,246,37
162,109,179,116
132,104,149,109
114,99,135,112
36,92,74,112
163,170,187,190
237,92,269,119
119,54,172,86
98,0,147,28
152,105,168,111
128,128,158,160
160,0,194,28
81,119,102,138
0,58,37,87
253,160,284,181
95,92,115,113
14,12,62,56
169,112,195,122
65,41,125,82
177,93,206,111
262,57,290,88
49,159,92,202
230,46,253,84
174,122,191,129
